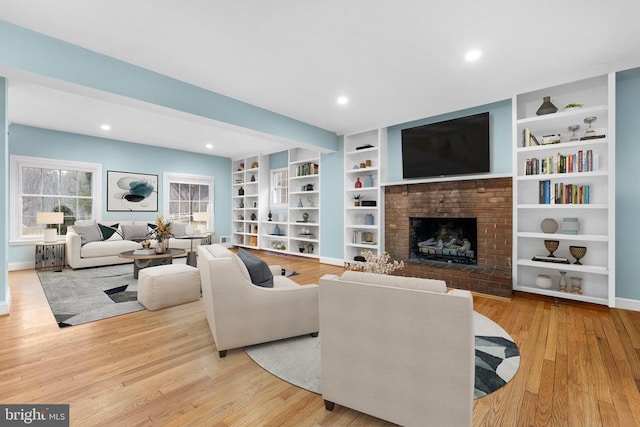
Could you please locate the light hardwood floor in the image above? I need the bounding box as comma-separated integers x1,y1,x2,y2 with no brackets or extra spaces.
2,250,640,426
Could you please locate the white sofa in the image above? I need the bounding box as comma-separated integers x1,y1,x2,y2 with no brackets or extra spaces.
198,244,319,357
319,271,475,427
66,221,192,269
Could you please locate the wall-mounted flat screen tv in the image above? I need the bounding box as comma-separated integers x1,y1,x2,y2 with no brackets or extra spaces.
401,112,490,179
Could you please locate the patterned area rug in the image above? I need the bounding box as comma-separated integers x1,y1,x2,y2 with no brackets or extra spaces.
245,312,520,398
37,264,144,327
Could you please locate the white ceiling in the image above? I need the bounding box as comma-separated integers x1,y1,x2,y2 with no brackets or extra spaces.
2,0,640,158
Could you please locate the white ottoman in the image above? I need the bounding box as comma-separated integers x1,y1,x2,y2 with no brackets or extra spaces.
137,264,201,311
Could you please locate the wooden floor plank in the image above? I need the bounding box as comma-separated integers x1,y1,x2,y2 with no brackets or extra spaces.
3,250,640,426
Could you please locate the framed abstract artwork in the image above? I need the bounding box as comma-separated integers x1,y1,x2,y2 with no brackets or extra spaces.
107,170,158,212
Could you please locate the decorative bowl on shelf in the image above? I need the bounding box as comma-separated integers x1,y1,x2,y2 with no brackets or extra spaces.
544,240,560,257
569,246,587,265
535,274,553,289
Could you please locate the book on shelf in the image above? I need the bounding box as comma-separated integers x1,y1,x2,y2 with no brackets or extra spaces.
538,180,591,204
532,255,570,264
522,128,540,147
524,149,596,176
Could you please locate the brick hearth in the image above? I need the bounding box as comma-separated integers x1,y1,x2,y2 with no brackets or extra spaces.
385,177,512,298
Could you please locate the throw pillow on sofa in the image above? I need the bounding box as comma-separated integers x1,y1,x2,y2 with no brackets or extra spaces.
71,223,103,245
237,249,274,288
121,224,149,241
98,223,122,240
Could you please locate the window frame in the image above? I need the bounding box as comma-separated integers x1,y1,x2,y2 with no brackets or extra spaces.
163,172,215,231
270,167,289,208
10,155,102,242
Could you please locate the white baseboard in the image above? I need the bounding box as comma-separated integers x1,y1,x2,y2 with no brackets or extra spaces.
0,287,11,315
615,297,640,312
9,261,35,271
320,256,345,267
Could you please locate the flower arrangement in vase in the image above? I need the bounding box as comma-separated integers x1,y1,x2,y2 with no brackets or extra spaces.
345,250,405,275
149,216,172,253
352,194,364,206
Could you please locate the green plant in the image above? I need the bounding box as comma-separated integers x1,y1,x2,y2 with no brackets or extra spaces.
352,194,364,200
564,103,583,109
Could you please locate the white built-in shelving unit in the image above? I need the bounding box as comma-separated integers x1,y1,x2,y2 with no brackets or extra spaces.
260,148,321,259
512,73,615,306
343,128,387,263
231,155,269,249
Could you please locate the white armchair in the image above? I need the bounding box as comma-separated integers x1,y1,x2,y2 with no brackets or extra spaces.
319,271,475,427
198,244,319,357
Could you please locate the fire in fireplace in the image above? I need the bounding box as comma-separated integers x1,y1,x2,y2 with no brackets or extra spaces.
409,217,478,265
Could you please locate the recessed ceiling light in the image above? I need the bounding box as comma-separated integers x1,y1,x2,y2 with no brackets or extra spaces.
465,49,482,62
337,96,349,105
100,124,111,131
205,143,214,149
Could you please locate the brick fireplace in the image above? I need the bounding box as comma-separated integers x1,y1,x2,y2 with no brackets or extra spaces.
385,177,512,298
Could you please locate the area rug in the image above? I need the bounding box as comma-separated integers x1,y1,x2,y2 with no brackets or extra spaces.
37,264,144,327
245,312,520,399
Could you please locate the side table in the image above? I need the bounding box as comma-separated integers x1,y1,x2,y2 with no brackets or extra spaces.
35,242,66,272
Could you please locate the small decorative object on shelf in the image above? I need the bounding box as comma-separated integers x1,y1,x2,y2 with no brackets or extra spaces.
302,212,310,222
364,214,374,225
268,211,272,221
273,224,281,235
238,200,244,208
569,245,587,265
353,194,363,206
359,162,366,168
568,124,581,141
544,239,560,257
250,174,255,182
536,96,558,115
536,274,553,289
238,187,244,196
365,159,372,167
355,177,362,188
559,271,568,292
580,117,605,140
250,213,257,221
364,174,374,188
251,161,259,168
541,134,561,145
305,183,314,191
564,103,583,111
297,197,303,207
540,218,558,234
562,217,580,235
570,277,583,294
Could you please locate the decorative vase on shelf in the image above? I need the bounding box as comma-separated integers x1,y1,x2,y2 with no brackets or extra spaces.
273,224,281,235
536,96,558,116
364,214,374,225
355,177,362,188
570,277,583,294
364,174,374,188
250,174,255,182
155,239,165,254
559,271,568,292
297,197,303,207
238,187,244,196
268,211,272,221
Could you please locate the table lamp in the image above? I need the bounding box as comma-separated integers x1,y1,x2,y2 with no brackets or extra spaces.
192,212,209,233
37,212,64,242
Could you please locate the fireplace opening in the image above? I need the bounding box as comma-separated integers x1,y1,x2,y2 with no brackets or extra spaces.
409,217,478,265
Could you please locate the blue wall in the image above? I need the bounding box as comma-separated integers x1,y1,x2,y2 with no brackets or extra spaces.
320,140,345,260
8,125,231,264
269,151,288,169
615,69,640,301
386,99,512,182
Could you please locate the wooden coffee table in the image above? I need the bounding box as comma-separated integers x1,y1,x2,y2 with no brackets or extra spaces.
119,248,186,279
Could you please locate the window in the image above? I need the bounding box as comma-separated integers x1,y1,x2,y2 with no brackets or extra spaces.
163,172,214,231
270,168,288,206
10,155,102,241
